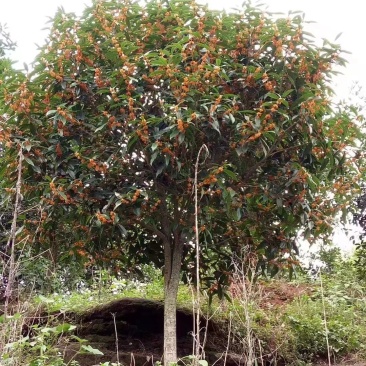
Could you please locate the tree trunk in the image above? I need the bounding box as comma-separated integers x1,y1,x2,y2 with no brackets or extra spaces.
163,235,184,366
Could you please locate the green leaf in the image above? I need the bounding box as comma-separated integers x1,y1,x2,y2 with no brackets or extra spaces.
178,133,185,144
226,187,236,198
46,109,57,117
156,164,164,177
282,89,294,98
224,169,237,180
24,157,34,167
306,174,320,190
266,92,279,100
151,142,159,152
81,345,104,355
334,32,343,41
211,118,221,134
280,99,289,108
41,326,56,333
150,57,168,67
32,164,42,173
59,191,68,201
276,198,283,208
150,151,158,165
114,201,122,210
70,335,88,343
56,323,77,333
38,295,54,304
95,123,108,133
127,135,138,153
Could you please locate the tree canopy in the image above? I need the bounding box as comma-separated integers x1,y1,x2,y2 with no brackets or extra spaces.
0,0,365,363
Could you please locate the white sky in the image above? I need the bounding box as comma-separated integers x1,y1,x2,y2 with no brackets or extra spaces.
1,0,363,253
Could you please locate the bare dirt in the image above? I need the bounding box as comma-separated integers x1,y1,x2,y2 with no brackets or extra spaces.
258,280,313,308
61,298,236,366
229,279,313,308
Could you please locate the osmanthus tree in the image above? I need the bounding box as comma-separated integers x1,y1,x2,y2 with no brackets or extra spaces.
0,0,365,362
0,24,18,279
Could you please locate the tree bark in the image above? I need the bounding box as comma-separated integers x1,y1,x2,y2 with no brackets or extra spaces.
163,234,184,366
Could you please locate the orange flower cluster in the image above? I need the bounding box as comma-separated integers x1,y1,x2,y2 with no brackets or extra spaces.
87,159,107,174
74,249,88,257
55,143,63,158
301,99,319,116
177,119,189,132
162,146,175,157
264,81,275,91
210,95,222,115
9,82,35,114
179,77,190,99
200,175,218,187
56,107,79,125
293,169,308,184
299,57,308,74
75,45,83,63
73,240,85,248
0,128,10,143
108,115,122,129
71,179,83,193
263,122,276,131
111,36,127,61
187,178,193,192
49,70,64,83
333,180,352,195
270,103,279,114
312,146,325,159
110,211,117,222
96,212,112,224
128,97,136,120
49,181,74,204
150,199,161,212
247,131,262,142
136,117,149,144
131,189,141,203
246,74,255,87
74,223,89,233
94,68,108,88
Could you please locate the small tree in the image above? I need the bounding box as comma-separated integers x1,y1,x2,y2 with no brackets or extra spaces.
0,0,364,363
352,188,366,278
0,24,20,303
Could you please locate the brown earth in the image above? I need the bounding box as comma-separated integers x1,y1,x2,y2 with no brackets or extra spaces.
61,298,241,366
229,279,313,308
258,280,313,308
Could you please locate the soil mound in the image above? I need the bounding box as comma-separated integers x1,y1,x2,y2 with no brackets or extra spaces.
62,298,234,366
